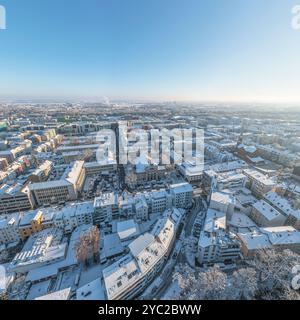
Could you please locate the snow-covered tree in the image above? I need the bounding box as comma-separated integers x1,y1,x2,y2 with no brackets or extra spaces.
172,264,228,300
249,249,300,300
196,266,228,300
172,264,196,299
227,268,258,300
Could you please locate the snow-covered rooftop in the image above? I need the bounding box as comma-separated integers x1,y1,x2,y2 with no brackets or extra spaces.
117,219,139,241
252,200,284,221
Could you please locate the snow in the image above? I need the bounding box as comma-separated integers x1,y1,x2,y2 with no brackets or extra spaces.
117,219,139,240
26,280,51,300
229,212,257,229
128,233,154,257
161,281,181,300
35,287,71,300
77,278,106,300
102,233,124,259
79,264,105,288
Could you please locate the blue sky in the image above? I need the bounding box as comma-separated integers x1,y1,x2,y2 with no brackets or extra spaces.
0,0,300,103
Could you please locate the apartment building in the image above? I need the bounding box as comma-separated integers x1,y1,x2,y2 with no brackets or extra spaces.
176,162,203,183
170,182,193,208
93,193,119,225
28,160,53,183
149,190,173,213
0,213,21,245
0,158,8,170
29,161,85,207
125,164,169,188
243,168,276,198
197,231,240,266
203,169,247,196
19,210,44,240
209,191,236,221
250,200,286,227
0,183,33,215
84,160,117,176
94,182,192,224
103,214,179,300
197,208,240,265
238,226,300,258
53,201,94,233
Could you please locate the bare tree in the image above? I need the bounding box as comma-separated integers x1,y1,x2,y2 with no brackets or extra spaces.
75,226,101,267
89,226,100,263
75,234,89,268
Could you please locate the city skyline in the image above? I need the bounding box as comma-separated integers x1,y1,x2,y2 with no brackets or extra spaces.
1,0,300,104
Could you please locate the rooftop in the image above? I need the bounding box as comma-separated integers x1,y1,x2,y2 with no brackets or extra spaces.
117,219,139,241
252,200,284,221
243,168,276,186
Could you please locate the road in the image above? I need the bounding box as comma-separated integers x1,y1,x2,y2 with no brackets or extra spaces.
185,196,204,236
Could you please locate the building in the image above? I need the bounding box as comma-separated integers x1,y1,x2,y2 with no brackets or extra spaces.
263,191,300,230
103,213,179,300
176,162,203,183
9,228,66,273
0,213,21,245
56,144,100,154
29,161,85,207
28,160,53,183
285,211,300,231
0,183,33,215
292,166,300,181
84,160,117,176
197,231,240,266
170,182,193,209
197,208,240,265
209,191,235,221
250,200,286,227
203,170,247,196
94,183,192,224
0,158,8,170
149,189,173,214
238,226,300,258
134,195,149,221
93,193,119,225
117,219,139,242
0,150,15,163
125,164,169,188
209,140,237,151
53,201,94,234
18,210,44,240
243,168,276,198
209,160,247,173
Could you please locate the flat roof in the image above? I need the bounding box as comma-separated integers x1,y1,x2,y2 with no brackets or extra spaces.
117,219,139,240
77,278,105,300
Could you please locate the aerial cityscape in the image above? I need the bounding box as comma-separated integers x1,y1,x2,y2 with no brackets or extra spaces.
0,0,300,304
0,103,299,301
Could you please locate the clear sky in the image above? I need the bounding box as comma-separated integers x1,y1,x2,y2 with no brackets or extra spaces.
0,0,300,103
